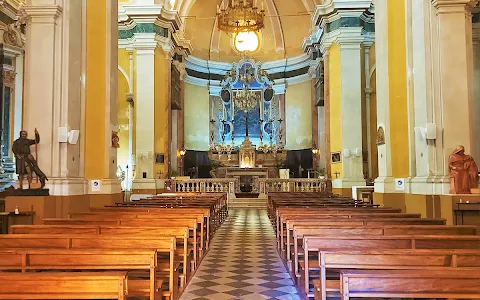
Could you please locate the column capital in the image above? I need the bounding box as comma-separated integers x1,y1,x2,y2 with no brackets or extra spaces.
173,60,187,81
156,35,175,61
132,32,157,51
432,0,479,12
23,5,62,23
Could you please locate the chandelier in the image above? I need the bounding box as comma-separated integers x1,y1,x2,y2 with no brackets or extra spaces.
217,0,265,34
233,87,259,112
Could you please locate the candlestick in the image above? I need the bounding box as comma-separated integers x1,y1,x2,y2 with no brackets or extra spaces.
243,0,246,6
261,0,264,11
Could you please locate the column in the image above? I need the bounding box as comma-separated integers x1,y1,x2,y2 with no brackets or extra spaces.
13,51,24,151
84,0,120,203
432,0,477,178
337,34,365,189
323,49,331,179
407,0,438,194
155,38,173,180
23,0,86,195
473,20,480,164
374,0,410,195
132,33,157,193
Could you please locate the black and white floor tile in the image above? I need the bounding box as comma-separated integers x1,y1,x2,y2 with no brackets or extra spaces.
180,208,300,300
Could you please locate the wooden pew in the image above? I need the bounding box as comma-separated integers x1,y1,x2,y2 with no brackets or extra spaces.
0,248,160,299
287,224,480,274
9,224,194,285
0,272,128,299
280,217,446,258
311,249,480,300
0,234,179,300
300,234,480,298
339,269,480,300
68,211,210,253
43,217,203,265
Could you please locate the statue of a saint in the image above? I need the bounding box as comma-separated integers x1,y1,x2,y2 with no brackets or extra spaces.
448,145,479,194
12,129,48,189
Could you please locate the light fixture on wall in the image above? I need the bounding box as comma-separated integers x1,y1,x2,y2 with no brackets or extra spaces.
179,145,186,157
311,141,319,155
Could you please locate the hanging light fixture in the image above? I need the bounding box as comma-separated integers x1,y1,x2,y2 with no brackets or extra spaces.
217,0,265,34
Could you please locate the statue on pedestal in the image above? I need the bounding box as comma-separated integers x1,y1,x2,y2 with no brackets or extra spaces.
448,145,479,194
12,129,48,189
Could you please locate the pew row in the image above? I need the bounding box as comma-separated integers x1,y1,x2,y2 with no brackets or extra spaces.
311,249,480,300
0,272,128,300
0,248,160,299
0,234,179,300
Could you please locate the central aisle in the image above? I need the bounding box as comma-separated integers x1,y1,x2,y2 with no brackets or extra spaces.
180,208,300,300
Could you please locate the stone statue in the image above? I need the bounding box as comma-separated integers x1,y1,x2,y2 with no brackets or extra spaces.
12,129,48,189
448,145,479,194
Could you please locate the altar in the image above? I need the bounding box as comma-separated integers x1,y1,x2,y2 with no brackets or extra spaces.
207,57,287,193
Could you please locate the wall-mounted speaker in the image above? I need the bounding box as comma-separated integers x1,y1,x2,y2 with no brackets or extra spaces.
68,130,80,145
58,127,68,143
426,123,436,140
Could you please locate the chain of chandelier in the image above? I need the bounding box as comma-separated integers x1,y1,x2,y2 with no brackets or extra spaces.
217,0,266,34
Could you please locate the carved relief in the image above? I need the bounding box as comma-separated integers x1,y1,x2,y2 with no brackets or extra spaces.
2,23,25,48
111,131,120,148
376,126,385,145
3,69,15,86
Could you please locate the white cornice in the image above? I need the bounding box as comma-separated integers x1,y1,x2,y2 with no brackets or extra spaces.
185,53,312,76
312,0,372,25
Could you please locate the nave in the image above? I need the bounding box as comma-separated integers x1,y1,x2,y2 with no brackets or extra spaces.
180,209,300,300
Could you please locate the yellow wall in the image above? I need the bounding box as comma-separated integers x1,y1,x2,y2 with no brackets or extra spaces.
388,0,409,178
285,80,313,150
85,0,106,180
184,83,210,151
329,42,342,177
154,48,170,178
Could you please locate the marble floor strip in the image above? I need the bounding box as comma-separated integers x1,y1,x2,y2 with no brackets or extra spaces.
180,208,300,300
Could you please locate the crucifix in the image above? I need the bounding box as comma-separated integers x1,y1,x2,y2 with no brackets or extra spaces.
334,171,340,179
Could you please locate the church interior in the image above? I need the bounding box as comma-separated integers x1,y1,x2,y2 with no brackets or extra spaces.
0,0,480,299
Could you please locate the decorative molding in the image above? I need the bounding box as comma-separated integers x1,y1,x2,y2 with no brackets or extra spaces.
185,53,312,77
304,1,374,55
312,0,372,26
23,5,62,20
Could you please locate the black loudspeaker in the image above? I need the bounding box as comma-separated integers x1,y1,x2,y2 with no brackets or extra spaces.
221,89,231,102
264,87,274,102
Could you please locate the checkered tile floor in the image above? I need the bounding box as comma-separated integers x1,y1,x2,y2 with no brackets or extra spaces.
180,208,300,300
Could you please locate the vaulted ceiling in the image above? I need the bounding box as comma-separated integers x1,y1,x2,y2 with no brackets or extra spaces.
178,0,319,62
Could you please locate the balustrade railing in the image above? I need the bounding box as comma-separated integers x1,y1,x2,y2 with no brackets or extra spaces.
170,178,238,194
259,178,330,194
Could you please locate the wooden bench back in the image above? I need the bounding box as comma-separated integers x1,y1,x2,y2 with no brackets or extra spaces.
293,226,480,238
69,212,205,223
340,269,480,299
0,272,128,299
304,235,480,251
0,234,176,251
10,225,189,238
